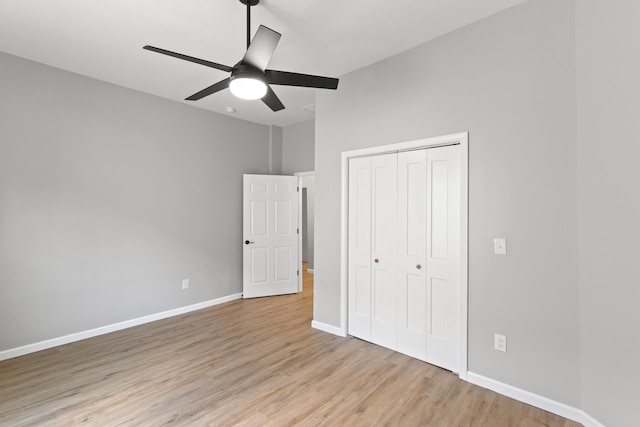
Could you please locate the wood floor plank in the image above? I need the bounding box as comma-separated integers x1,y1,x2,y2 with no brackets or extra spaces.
0,265,581,426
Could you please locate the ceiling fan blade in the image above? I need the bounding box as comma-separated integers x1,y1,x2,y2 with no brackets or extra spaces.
241,25,281,72
261,86,285,112
264,70,339,90
185,78,231,101
143,45,234,73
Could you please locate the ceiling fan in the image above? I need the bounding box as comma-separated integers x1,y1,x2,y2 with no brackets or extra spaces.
143,0,339,112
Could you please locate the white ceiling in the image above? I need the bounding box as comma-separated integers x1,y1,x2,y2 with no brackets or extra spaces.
0,0,526,127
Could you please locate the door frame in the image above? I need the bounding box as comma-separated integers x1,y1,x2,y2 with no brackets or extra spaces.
340,132,469,379
295,171,315,293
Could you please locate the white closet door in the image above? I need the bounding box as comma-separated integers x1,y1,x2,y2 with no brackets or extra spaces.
425,145,461,372
370,153,398,349
348,156,372,340
347,144,461,373
396,150,427,360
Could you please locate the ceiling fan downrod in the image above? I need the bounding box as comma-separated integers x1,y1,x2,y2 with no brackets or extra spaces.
240,0,260,49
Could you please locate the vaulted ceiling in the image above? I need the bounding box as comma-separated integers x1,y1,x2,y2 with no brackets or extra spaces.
0,0,527,126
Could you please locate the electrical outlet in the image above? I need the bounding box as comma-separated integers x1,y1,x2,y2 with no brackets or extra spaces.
182,279,189,290
494,238,507,255
494,333,507,352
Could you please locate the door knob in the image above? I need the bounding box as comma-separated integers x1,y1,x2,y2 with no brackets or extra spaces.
416,264,422,270
245,240,255,245
374,258,379,263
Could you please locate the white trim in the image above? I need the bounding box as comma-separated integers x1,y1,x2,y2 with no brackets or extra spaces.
340,132,469,375
467,372,605,427
459,133,469,380
306,269,314,273
340,150,350,336
0,293,243,362
297,175,303,292
294,171,315,177
311,320,347,337
580,413,607,427
342,132,468,159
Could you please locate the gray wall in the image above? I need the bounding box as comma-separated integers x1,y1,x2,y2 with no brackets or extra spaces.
269,125,283,175
282,119,316,268
576,0,640,425
315,0,581,409
0,52,270,351
282,119,315,174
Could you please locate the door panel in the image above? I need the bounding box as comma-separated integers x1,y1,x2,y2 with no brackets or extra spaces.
250,201,268,236
373,268,395,321
243,174,299,299
425,145,461,371
430,160,449,260
397,150,427,360
275,200,293,235
429,278,450,339
370,153,397,349
348,157,372,339
250,247,268,284
274,246,292,282
406,274,425,332
355,265,370,315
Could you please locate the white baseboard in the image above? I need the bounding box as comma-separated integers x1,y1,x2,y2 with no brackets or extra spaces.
307,268,314,273
579,412,607,427
311,320,346,337
466,372,605,427
0,293,243,362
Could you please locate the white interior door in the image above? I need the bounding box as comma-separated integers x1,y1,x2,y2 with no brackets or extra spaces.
425,145,461,371
346,143,462,373
397,149,428,360
348,156,372,340
370,153,398,349
243,174,299,299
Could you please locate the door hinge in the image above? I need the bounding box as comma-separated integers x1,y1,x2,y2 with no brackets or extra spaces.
297,270,300,276
297,228,299,234
297,186,299,192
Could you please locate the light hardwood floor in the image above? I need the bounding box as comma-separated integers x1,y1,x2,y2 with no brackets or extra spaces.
0,265,580,426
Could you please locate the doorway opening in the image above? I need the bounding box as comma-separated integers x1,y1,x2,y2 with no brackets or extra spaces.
296,172,315,287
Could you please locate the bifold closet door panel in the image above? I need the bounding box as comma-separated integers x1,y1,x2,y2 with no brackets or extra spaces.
396,149,428,360
425,144,461,372
348,156,372,340
347,143,462,372
370,153,398,349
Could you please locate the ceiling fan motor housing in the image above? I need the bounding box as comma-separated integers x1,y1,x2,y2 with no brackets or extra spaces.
231,63,265,83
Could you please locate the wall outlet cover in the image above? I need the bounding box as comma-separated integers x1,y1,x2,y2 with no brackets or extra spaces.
494,238,507,255
495,333,507,352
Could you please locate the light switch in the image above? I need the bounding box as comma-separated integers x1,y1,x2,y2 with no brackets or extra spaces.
494,238,507,255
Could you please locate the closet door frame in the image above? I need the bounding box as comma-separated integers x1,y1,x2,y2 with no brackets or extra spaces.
340,132,469,379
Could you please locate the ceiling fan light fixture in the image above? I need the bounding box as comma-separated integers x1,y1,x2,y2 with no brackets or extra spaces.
229,75,267,100
143,0,338,111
